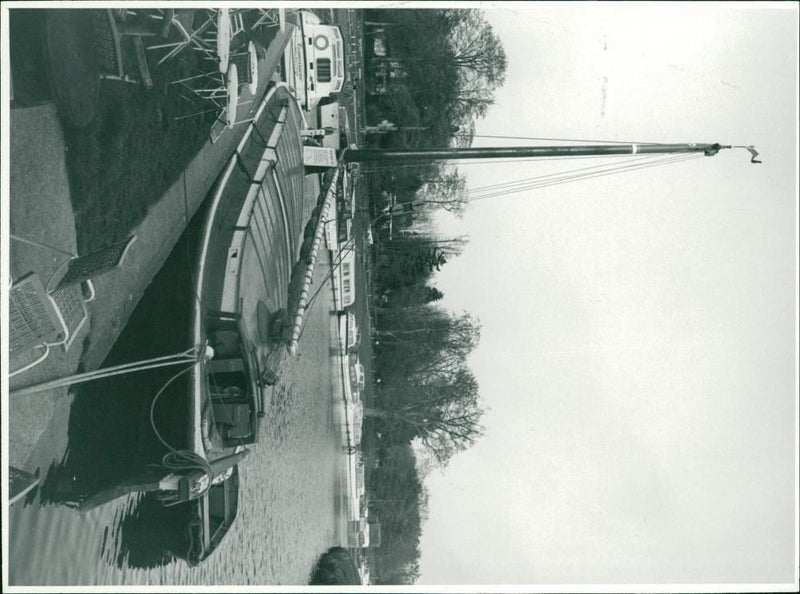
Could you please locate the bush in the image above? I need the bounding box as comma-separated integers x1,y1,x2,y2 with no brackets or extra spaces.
308,547,361,585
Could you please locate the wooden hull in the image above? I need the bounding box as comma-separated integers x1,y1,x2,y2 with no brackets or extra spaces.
188,82,309,461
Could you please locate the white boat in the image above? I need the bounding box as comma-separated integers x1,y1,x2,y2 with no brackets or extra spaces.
338,311,361,354
284,10,345,111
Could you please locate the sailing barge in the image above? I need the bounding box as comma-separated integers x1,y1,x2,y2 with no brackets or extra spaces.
176,131,759,563
181,82,313,563
60,82,319,565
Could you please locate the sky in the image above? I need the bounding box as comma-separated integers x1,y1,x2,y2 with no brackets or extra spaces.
417,2,798,587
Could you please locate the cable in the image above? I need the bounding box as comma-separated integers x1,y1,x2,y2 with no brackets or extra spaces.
148,361,216,506
465,153,703,202
457,134,668,145
10,346,205,397
469,153,702,200
465,154,660,195
294,239,356,344
148,361,198,453
350,151,670,174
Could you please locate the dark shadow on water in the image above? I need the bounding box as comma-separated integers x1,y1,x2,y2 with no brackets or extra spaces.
111,493,194,569
37,209,207,568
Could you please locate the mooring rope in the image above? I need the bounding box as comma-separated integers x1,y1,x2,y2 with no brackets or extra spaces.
9,345,209,397
147,359,216,507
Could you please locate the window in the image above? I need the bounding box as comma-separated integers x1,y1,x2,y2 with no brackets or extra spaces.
316,58,332,82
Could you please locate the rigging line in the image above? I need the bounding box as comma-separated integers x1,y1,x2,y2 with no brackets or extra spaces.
465,154,662,194
465,153,703,199
466,161,673,199
465,154,702,200
456,134,669,145
149,362,200,454
464,153,697,198
148,363,216,504
454,153,692,168
301,213,358,314
9,347,206,396
465,154,704,202
471,151,700,189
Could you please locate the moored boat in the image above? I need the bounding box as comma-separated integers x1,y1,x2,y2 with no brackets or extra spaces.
189,82,307,460
284,10,346,111
181,81,313,562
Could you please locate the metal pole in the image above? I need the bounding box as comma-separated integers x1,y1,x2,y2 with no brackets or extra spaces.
344,143,729,163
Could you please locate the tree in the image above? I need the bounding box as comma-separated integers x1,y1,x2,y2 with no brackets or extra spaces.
365,367,484,465
364,7,507,149
414,166,469,216
448,74,497,120
309,547,362,585
380,283,444,309
367,444,425,584
445,9,508,87
360,5,501,468
376,234,466,290
370,308,484,465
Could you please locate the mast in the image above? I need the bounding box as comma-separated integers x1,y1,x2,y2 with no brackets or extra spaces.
344,142,734,163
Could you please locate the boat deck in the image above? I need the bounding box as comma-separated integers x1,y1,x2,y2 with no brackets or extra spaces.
237,90,307,354
190,83,314,457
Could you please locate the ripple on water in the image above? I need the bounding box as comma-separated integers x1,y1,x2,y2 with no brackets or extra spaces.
9,265,342,586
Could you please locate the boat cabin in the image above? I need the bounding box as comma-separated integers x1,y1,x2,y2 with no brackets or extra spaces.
335,241,356,310
349,358,365,390
339,311,360,353
286,11,345,111
206,323,265,448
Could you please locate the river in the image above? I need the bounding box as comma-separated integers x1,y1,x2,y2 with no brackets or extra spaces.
7,221,351,586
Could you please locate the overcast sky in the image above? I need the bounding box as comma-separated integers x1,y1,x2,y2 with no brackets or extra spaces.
418,2,798,588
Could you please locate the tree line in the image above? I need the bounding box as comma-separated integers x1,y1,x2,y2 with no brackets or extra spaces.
355,7,507,585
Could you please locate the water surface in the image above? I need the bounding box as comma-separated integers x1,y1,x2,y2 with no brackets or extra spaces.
8,229,348,586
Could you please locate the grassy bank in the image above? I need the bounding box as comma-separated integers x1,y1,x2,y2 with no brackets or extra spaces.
62,76,215,252
49,9,278,252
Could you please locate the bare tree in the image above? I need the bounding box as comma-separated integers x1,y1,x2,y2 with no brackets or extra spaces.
370,308,483,465
365,368,484,465
445,9,508,87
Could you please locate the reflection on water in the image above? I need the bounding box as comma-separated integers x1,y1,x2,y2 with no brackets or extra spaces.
8,221,346,585
111,494,192,569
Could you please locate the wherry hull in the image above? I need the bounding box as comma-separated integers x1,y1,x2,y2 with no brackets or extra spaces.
179,82,310,563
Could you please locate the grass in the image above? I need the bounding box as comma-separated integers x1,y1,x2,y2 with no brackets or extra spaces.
12,9,283,253
57,9,280,252
63,76,215,252
8,8,211,251
60,11,221,252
